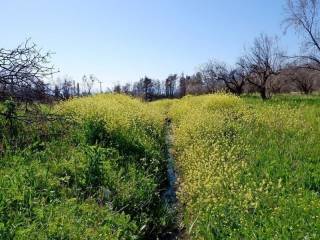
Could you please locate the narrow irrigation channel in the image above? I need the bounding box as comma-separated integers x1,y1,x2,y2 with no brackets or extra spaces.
159,117,185,240
163,118,177,205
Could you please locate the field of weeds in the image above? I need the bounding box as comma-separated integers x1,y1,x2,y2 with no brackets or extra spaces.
166,94,320,239
1,93,320,239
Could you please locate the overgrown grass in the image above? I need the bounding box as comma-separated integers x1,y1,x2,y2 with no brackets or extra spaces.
0,94,172,239
1,94,320,239
167,94,320,239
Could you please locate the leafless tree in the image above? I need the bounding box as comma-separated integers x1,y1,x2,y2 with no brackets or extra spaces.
283,0,320,70
165,74,177,98
142,76,153,100
53,76,76,100
121,83,131,94
224,68,247,96
268,73,291,94
132,80,143,97
202,60,247,96
285,66,319,94
113,84,121,93
88,74,97,93
54,85,61,99
82,74,96,95
186,72,204,95
76,82,80,96
61,78,74,99
0,39,55,102
199,60,220,93
152,79,162,96
239,34,285,100
293,70,316,94
179,74,187,97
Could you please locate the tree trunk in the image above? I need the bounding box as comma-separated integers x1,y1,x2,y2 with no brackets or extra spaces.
260,87,269,100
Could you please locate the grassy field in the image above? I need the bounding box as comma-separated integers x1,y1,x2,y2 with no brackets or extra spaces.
1,94,320,239
166,94,320,239
0,95,173,239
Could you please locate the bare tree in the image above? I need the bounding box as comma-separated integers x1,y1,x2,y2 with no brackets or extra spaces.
286,66,318,94
54,85,61,99
152,79,162,97
0,39,55,102
132,80,144,97
187,72,204,95
283,0,320,70
179,74,187,97
239,34,285,100
224,68,247,96
121,83,131,94
293,70,316,94
82,75,88,95
88,74,97,94
113,84,121,93
61,78,74,99
165,74,177,98
142,76,153,100
82,74,96,95
202,60,247,96
199,60,220,93
76,82,80,96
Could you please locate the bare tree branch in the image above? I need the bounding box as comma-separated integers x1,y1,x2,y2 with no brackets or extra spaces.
0,39,57,102
238,34,285,99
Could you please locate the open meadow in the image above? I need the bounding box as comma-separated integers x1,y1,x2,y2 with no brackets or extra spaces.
2,0,320,239
1,93,319,239
165,94,320,239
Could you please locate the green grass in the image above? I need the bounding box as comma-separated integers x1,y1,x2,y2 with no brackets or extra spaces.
1,94,320,239
166,94,320,239
0,95,172,239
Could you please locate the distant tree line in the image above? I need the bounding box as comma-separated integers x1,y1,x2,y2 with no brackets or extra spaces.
113,52,320,101
52,74,101,100
114,0,320,100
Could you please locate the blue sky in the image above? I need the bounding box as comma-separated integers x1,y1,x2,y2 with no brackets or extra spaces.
1,0,301,90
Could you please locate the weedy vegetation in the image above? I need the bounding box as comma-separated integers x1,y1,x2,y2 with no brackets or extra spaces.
0,94,173,239
166,94,320,239
1,93,320,239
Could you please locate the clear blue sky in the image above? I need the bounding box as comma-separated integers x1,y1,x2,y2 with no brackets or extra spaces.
1,0,300,90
